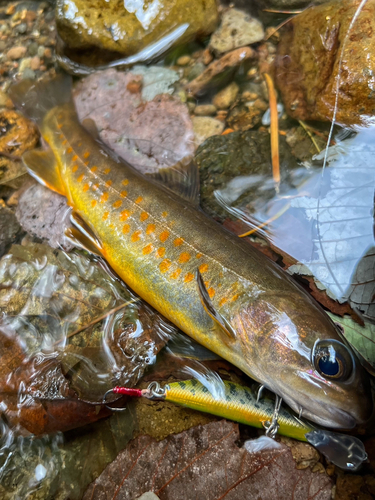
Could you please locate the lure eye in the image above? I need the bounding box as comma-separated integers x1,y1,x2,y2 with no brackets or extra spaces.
313,340,353,381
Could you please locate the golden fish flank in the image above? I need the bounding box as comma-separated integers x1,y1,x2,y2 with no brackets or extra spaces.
10,75,372,430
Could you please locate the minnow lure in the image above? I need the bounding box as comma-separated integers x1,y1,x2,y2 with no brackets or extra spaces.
9,75,372,429
104,379,368,471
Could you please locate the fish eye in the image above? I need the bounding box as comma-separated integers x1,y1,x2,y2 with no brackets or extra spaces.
313,340,353,381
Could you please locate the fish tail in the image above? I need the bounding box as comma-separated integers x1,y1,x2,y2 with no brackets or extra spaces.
8,73,73,127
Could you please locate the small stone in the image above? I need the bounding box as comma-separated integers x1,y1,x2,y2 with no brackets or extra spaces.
18,58,31,72
187,102,196,114
0,91,14,109
0,41,6,52
242,90,259,101
177,55,191,66
194,104,217,116
44,47,52,58
213,82,239,109
227,103,262,131
201,48,213,65
136,493,160,500
210,9,265,55
30,56,40,71
6,4,15,15
7,46,27,60
186,47,257,95
14,22,27,35
21,68,36,80
192,116,224,146
186,62,206,82
37,45,45,58
215,110,228,122
246,67,258,79
28,42,39,56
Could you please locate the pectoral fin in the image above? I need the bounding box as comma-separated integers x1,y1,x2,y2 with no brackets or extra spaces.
196,269,236,340
22,148,66,196
65,211,103,256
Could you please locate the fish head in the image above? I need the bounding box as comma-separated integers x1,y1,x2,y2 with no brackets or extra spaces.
234,292,373,429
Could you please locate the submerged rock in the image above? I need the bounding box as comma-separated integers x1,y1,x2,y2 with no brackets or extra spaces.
56,0,219,56
192,116,225,146
210,8,264,55
275,0,375,126
212,82,239,109
0,204,21,258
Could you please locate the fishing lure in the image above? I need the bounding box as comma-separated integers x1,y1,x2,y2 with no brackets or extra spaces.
103,379,368,471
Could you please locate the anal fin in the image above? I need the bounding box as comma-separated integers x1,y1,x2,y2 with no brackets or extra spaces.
196,269,236,340
23,148,66,196
65,212,103,257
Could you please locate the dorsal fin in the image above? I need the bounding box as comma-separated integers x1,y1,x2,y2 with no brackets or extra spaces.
148,159,200,206
196,269,236,340
65,211,103,256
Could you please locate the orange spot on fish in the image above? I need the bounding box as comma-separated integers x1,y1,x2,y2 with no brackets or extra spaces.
91,166,98,173
140,212,149,222
143,244,153,255
184,273,194,283
219,297,228,307
67,147,73,154
131,230,141,242
113,200,122,209
109,224,114,229
84,161,89,166
179,252,191,263
83,183,90,192
162,211,168,217
84,151,90,159
100,192,109,203
159,259,171,273
160,230,170,242
91,200,97,208
78,142,82,147
120,210,130,221
146,224,156,234
72,165,78,173
208,288,215,298
231,294,239,302
104,167,110,174
123,224,130,234
135,196,143,204
157,247,165,258
121,190,128,198
57,123,63,129
199,263,209,273
62,139,67,145
122,179,129,186
170,268,182,279
105,180,113,187
92,183,99,191
59,134,64,139
102,212,109,221
77,174,85,182
174,238,184,246
72,155,78,162
196,253,203,259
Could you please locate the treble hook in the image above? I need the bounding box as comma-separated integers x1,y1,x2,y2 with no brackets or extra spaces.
102,389,127,412
263,395,282,439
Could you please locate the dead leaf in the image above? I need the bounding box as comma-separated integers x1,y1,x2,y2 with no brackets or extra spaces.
73,68,195,175
82,420,333,500
16,183,74,251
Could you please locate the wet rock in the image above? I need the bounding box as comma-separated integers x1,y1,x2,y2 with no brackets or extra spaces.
176,55,191,66
0,204,21,258
186,46,257,95
194,104,217,116
192,116,225,146
210,8,264,55
56,0,219,56
6,46,27,60
0,109,39,189
275,0,375,126
213,82,239,109
280,437,320,470
195,129,299,220
74,69,195,174
16,183,74,251
130,65,179,101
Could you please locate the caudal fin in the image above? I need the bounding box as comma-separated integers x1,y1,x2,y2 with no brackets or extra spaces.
8,73,73,126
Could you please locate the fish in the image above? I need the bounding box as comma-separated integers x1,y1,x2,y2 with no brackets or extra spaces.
9,74,372,429
121,378,367,471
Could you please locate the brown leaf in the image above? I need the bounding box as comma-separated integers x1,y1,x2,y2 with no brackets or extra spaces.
83,420,333,500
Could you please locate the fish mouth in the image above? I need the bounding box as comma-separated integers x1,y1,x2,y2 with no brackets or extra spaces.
281,390,357,429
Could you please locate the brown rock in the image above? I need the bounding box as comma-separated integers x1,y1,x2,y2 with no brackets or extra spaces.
275,0,375,126
212,82,239,109
194,104,217,116
30,56,40,71
186,46,257,95
56,0,219,56
6,46,27,60
227,103,263,130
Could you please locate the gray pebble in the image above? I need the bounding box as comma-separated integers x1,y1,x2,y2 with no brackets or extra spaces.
28,42,39,56
37,45,45,58
21,68,36,80
14,22,27,35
